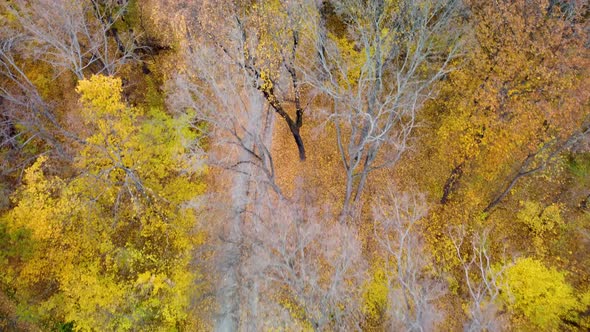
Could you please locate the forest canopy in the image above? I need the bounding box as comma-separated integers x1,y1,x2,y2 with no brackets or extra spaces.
0,0,589,331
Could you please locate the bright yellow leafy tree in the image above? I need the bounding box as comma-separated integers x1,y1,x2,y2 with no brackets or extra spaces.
1,75,205,331
501,257,578,330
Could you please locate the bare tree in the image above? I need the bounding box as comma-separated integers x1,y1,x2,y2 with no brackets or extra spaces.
308,0,465,221
170,7,314,325
0,34,79,163
172,13,367,328
186,0,319,161
449,227,509,332
373,190,447,331
170,1,465,329
4,0,138,79
171,7,291,325
245,190,366,331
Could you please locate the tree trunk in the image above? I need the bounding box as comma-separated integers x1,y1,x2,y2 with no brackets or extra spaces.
216,167,248,332
289,124,306,161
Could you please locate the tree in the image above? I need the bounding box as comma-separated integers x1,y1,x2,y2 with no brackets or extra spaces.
372,190,447,330
449,228,508,332
182,0,318,161
418,0,589,211
244,189,366,330
310,0,464,221
0,0,140,180
172,20,280,329
0,75,205,330
398,0,589,294
0,33,78,162
501,257,578,330
4,0,138,79
172,7,370,326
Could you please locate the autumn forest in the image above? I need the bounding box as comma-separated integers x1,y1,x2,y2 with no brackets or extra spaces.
0,0,589,331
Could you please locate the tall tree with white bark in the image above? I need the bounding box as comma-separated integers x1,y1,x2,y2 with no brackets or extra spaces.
309,0,465,222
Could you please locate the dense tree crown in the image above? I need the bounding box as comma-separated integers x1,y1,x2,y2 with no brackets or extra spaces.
0,0,589,331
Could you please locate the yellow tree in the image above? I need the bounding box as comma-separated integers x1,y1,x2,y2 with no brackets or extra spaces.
1,75,205,330
400,0,589,262
385,1,590,329
501,257,579,330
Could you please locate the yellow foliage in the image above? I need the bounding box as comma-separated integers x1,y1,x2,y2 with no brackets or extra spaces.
501,257,578,330
516,201,564,255
579,290,590,329
0,75,205,330
517,201,563,236
330,32,363,87
362,265,389,324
